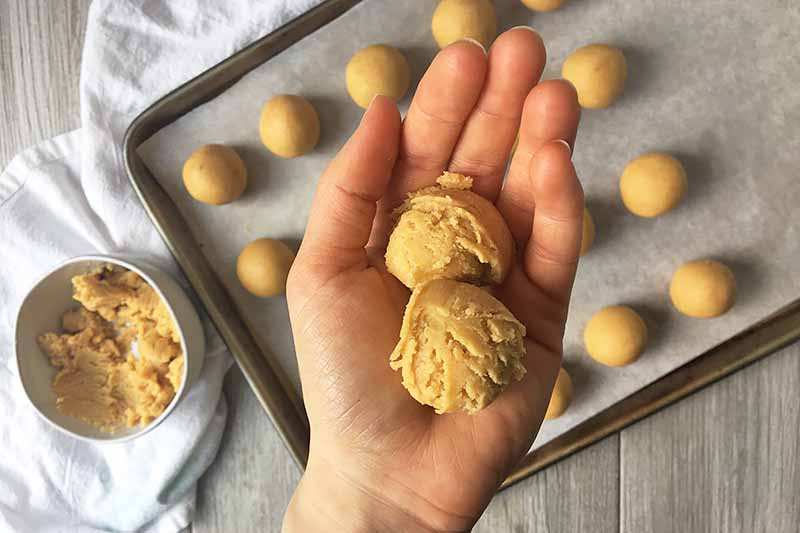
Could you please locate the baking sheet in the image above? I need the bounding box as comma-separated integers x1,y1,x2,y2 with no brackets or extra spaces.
138,0,800,451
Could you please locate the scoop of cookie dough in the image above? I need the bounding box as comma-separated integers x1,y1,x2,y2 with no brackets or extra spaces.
390,279,526,414
584,305,647,367
670,259,736,318
522,0,568,12
431,0,497,49
620,152,688,218
545,367,573,420
236,238,295,297
345,44,410,109
182,144,248,205
562,44,627,109
259,94,320,158
385,172,514,289
580,207,595,256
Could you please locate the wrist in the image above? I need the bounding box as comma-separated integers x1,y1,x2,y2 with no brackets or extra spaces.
283,455,448,533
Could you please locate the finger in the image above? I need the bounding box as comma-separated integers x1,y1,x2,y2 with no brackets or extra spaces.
300,96,401,273
497,80,580,245
382,39,488,210
524,139,584,304
448,27,546,201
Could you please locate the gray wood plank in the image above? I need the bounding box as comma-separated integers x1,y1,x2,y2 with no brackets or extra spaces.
475,435,620,533
0,0,90,167
193,368,300,533
620,342,800,533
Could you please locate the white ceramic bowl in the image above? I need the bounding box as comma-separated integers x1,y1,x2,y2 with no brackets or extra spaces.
15,255,205,442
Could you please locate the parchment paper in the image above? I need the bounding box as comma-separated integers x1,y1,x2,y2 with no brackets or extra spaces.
138,0,800,451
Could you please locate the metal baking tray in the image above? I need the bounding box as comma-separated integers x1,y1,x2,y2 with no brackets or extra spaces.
123,0,800,486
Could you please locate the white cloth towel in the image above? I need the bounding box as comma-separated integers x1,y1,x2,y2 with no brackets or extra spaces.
0,1,321,531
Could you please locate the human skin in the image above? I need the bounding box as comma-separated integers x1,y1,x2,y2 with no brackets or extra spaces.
283,27,583,532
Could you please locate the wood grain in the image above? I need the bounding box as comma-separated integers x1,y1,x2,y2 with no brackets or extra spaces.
475,436,619,533
0,0,90,167
620,343,800,533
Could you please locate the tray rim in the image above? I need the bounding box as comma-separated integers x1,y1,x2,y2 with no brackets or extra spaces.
122,0,800,489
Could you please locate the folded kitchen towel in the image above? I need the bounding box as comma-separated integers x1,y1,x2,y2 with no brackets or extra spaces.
0,1,321,531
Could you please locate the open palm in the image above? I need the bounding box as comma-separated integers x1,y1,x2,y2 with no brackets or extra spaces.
287,28,583,531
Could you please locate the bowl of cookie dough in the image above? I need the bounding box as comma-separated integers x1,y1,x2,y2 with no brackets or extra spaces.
15,255,205,442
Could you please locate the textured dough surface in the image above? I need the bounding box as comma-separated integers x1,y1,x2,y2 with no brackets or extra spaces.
545,367,573,420
236,238,295,297
670,259,736,318
521,0,567,12
620,152,688,218
182,144,247,205
259,94,320,158
345,44,410,109
390,279,526,414
385,172,514,289
37,265,183,432
561,43,627,109
431,0,497,49
584,305,647,367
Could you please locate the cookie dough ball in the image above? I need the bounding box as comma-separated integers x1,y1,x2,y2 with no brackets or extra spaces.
670,259,736,318
182,144,247,205
431,0,497,49
522,0,568,12
390,279,526,414
259,95,320,158
620,153,688,218
236,238,295,298
386,172,514,289
345,44,410,109
584,305,647,367
562,44,627,109
580,207,595,256
545,367,573,420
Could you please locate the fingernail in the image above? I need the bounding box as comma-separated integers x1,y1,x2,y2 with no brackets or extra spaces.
457,37,488,55
554,139,573,156
508,25,540,36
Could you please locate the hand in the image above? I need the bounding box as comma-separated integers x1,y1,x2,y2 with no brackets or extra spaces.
284,28,583,532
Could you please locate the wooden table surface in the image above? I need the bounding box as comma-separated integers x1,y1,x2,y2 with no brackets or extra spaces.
2,2,798,531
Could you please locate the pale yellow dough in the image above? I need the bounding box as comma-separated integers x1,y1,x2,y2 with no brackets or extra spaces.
37,265,183,433
182,144,247,205
259,94,320,158
562,44,627,109
545,367,573,420
390,279,526,414
670,259,736,318
431,0,497,50
236,238,295,297
345,44,410,109
620,152,688,218
521,0,568,12
584,305,647,367
385,172,514,289
580,207,595,256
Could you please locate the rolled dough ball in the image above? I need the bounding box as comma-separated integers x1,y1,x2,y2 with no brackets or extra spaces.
236,238,295,298
259,95,320,158
431,0,497,49
385,172,514,289
522,0,568,12
345,44,410,109
670,259,736,318
620,152,688,218
561,44,627,109
584,305,647,367
545,367,573,420
580,207,595,256
390,279,526,414
182,144,247,205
